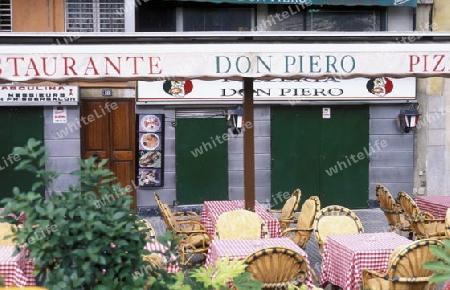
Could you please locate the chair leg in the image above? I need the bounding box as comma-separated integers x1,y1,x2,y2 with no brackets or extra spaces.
309,266,320,284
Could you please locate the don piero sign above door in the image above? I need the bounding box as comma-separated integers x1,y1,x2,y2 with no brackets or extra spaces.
137,77,416,104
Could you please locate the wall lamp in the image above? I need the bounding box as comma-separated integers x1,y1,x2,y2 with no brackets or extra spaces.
227,106,244,135
399,105,421,133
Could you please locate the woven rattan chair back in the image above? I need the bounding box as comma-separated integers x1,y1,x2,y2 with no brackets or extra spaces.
244,246,308,289
313,205,364,255
376,184,411,235
215,209,269,239
270,188,302,231
0,222,18,246
446,208,450,236
362,239,443,290
397,191,423,220
159,203,211,267
138,218,157,242
397,191,444,239
154,192,174,231
281,188,301,219
282,196,321,250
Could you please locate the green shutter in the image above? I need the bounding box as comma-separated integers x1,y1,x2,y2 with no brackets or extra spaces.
0,107,44,199
271,106,369,209
175,118,228,204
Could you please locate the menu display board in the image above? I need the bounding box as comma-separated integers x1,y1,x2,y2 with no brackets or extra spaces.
136,114,164,187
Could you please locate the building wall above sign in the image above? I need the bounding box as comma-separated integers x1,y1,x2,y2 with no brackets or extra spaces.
0,85,79,106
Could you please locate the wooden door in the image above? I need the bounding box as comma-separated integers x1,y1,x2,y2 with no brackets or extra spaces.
81,98,136,210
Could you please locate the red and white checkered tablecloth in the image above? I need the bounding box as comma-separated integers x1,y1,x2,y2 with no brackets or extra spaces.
415,196,450,219
320,232,411,290
0,209,26,224
0,246,35,286
201,200,282,238
145,242,180,273
205,237,315,289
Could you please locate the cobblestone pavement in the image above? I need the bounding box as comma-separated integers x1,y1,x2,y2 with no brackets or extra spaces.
146,207,446,290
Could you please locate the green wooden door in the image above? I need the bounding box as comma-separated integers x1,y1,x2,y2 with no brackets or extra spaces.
0,107,44,199
271,106,369,209
175,118,228,204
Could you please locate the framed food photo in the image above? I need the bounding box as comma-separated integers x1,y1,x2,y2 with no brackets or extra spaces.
136,114,164,187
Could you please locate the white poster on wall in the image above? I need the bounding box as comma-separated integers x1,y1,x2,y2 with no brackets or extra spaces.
53,106,67,123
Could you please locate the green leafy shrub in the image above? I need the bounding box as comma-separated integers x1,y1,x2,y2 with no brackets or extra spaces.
0,138,152,290
423,238,450,286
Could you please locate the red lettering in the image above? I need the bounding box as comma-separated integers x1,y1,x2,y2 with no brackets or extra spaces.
63,57,77,75
6,57,25,76
423,55,428,72
126,56,144,75
84,57,99,75
25,58,40,77
409,55,420,72
148,57,162,75
433,54,445,72
42,57,57,76
105,57,121,75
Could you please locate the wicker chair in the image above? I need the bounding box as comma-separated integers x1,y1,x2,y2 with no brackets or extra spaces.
138,218,157,242
0,222,18,246
160,203,211,267
362,238,444,290
215,209,269,239
313,205,364,255
244,246,309,289
154,192,201,231
375,184,412,238
282,196,321,249
397,191,446,240
269,188,301,231
444,208,450,239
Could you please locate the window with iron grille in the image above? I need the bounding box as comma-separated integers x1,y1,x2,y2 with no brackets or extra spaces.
0,0,11,32
65,0,125,32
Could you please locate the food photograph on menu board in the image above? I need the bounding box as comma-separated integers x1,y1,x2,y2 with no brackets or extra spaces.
139,132,162,151
137,114,164,187
138,150,162,168
138,168,162,187
139,114,162,133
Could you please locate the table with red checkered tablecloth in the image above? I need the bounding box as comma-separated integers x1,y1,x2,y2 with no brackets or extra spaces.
0,246,35,286
320,232,411,290
205,237,315,289
415,196,450,218
201,200,282,238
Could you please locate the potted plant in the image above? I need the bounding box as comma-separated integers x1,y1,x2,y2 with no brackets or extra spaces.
0,138,152,289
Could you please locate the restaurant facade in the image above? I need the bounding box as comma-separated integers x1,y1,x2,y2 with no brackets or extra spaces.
0,0,449,212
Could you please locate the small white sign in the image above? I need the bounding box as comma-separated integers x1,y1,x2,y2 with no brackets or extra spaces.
323,107,331,119
53,106,67,123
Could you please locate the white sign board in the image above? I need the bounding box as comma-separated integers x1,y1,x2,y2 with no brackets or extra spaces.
0,85,79,106
137,77,416,104
0,43,449,82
